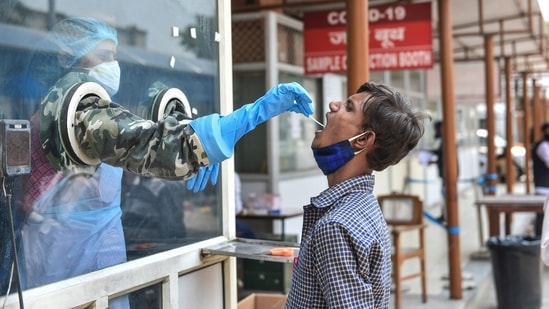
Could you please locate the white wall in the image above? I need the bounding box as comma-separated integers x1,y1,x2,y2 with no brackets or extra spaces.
179,264,224,308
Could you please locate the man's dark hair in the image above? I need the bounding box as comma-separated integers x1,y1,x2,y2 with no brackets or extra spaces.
356,81,430,171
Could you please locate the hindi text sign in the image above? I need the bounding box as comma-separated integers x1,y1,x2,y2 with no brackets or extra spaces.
303,2,433,74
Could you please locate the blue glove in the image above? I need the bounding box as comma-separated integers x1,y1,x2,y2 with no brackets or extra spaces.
189,82,313,164
186,163,220,192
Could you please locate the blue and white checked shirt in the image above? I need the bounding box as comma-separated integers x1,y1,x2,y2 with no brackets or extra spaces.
285,174,392,309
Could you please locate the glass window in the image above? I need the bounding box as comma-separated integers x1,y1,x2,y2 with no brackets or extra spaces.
233,72,268,174
279,73,318,173
233,72,319,174
0,0,221,296
409,70,423,93
389,70,405,90
369,71,385,83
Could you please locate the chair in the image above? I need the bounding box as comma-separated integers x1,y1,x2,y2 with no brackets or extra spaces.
377,193,427,309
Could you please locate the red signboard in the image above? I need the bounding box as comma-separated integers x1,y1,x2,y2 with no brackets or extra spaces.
303,2,433,74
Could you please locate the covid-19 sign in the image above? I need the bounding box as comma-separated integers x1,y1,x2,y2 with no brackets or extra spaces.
303,2,433,74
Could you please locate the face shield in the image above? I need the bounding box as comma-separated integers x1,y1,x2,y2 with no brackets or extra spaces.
39,18,193,171
51,17,118,69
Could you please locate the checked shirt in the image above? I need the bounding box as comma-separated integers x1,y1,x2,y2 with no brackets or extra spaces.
285,174,392,309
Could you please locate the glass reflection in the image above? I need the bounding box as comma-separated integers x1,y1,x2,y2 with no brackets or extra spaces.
0,0,221,300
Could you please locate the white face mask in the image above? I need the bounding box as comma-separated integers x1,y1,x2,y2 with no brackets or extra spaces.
88,60,120,96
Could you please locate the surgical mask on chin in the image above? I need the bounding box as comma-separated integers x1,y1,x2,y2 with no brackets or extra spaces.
88,60,120,96
311,131,368,175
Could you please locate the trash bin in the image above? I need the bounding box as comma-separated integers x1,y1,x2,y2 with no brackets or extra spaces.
486,235,542,309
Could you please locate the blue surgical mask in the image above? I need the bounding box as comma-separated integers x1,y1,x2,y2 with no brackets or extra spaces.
312,131,368,175
88,60,120,96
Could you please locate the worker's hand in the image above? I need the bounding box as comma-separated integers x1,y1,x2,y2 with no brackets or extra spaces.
189,82,313,164
258,82,313,118
186,163,219,193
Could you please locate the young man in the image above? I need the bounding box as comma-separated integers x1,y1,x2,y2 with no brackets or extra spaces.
285,82,429,308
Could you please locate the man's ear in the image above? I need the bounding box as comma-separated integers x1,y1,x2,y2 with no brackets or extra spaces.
355,131,375,149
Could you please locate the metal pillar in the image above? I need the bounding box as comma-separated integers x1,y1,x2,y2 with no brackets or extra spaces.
523,72,532,194
504,57,515,193
346,0,369,96
533,80,542,142
438,0,462,299
484,35,497,196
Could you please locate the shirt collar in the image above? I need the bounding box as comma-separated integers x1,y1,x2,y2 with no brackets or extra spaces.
309,174,375,209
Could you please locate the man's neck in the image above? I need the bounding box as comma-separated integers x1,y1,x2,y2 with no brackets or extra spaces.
326,160,371,187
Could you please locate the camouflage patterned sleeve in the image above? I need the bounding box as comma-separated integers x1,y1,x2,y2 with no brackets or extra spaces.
74,95,209,179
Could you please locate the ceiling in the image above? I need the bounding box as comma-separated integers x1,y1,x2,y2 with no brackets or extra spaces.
233,0,549,75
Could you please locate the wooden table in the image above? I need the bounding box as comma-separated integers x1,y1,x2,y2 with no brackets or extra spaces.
474,194,547,237
236,211,303,240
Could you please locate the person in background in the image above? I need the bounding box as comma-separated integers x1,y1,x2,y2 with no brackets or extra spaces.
429,120,459,224
432,121,444,183
431,120,446,222
284,81,429,308
11,16,312,301
533,122,549,236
